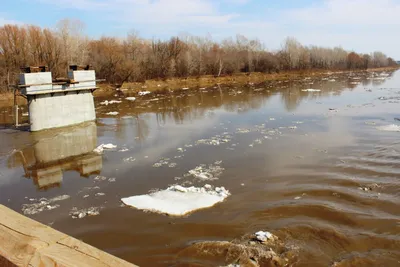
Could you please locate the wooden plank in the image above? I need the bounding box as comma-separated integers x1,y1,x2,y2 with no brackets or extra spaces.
0,205,137,267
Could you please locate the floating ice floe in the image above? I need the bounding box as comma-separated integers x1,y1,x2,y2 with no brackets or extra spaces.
187,164,224,180
236,128,251,133
196,134,231,146
301,89,321,92
106,111,119,116
123,157,136,162
119,148,129,152
126,97,136,101
153,158,171,167
121,184,230,216
100,100,122,106
138,91,151,96
70,207,101,219
22,195,70,215
93,143,117,153
376,124,400,132
94,175,107,181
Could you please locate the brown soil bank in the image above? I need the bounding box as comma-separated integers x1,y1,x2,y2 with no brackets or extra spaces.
1,67,398,108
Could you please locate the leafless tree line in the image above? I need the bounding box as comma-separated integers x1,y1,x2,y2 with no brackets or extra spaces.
0,19,397,91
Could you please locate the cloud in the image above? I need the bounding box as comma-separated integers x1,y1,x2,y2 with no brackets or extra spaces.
33,0,400,58
286,0,400,26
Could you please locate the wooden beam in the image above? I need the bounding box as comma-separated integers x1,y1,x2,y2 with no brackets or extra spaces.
0,205,138,267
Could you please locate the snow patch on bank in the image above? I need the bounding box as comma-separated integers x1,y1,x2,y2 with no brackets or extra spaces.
376,124,400,132
121,185,230,216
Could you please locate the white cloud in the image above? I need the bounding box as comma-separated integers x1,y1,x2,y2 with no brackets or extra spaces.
286,0,400,26
34,0,400,58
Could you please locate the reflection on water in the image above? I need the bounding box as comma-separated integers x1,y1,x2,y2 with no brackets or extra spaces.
7,122,102,190
0,70,399,267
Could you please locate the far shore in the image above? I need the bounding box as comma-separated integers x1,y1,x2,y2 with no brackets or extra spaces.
1,66,398,109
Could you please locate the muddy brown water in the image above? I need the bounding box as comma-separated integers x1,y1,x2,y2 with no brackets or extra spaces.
0,71,400,266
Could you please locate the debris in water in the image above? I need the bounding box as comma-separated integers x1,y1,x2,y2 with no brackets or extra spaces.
93,143,117,153
106,111,119,116
22,195,70,215
177,240,284,267
95,192,105,197
108,178,116,182
119,148,129,152
121,184,231,216
126,97,136,101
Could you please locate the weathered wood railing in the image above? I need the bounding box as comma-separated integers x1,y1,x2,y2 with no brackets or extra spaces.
0,205,138,267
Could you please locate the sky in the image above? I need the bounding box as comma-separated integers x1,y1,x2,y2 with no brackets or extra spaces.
2,0,400,58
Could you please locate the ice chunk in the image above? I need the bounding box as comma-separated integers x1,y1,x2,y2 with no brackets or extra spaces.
126,97,136,101
255,231,276,243
376,124,400,132
70,207,100,219
301,89,321,92
22,195,70,215
187,164,224,180
106,111,119,116
138,91,151,96
93,143,117,153
100,100,122,105
121,185,230,216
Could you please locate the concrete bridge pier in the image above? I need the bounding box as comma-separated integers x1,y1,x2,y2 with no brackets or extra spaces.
18,66,98,132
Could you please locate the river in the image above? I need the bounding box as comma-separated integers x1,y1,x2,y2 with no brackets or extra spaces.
0,70,399,266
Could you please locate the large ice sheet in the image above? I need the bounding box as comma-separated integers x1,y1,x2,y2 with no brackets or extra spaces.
121,185,230,216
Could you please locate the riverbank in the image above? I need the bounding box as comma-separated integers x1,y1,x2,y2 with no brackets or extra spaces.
1,66,398,108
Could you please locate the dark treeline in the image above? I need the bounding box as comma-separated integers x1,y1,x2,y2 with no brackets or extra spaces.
0,19,397,92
